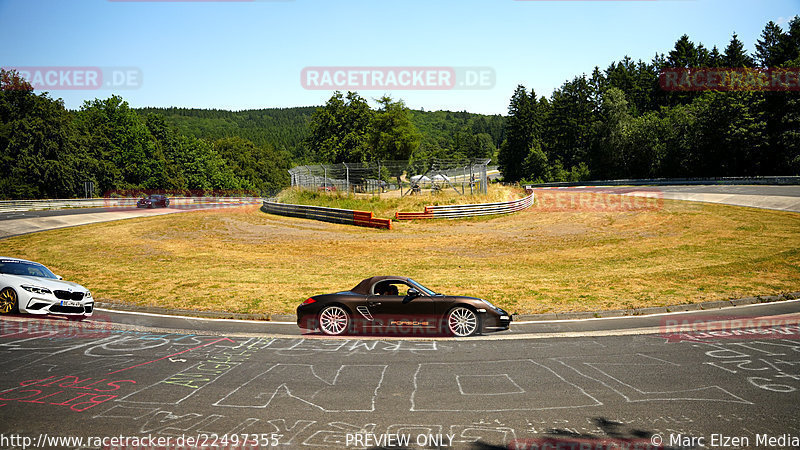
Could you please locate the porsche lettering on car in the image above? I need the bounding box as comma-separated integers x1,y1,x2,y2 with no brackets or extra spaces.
297,276,511,337
0,257,94,321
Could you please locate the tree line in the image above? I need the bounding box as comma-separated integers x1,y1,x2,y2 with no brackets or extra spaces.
0,72,291,199
498,18,800,183
135,99,506,166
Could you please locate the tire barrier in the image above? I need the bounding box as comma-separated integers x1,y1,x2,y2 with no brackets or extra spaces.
395,192,534,220
262,200,392,230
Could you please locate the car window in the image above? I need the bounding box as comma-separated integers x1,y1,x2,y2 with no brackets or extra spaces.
406,278,437,296
0,261,57,279
26,266,46,277
373,281,410,296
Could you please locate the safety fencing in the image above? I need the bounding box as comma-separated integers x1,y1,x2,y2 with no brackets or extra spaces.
261,200,392,230
0,197,261,213
395,192,535,220
289,158,493,197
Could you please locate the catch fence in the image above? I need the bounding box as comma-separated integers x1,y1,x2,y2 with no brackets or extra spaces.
288,159,493,196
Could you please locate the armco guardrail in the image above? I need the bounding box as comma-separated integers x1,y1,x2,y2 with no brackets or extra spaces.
0,197,260,213
395,192,535,220
262,200,392,230
525,175,800,188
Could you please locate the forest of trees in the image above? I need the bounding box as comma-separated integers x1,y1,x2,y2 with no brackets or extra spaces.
0,72,291,199
499,18,800,182
1,17,798,198
134,100,505,166
300,92,504,165
135,106,316,161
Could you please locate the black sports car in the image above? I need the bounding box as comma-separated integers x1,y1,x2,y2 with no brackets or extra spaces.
297,276,512,337
137,194,170,208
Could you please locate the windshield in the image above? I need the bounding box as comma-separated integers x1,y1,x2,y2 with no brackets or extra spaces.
0,260,58,279
407,278,438,296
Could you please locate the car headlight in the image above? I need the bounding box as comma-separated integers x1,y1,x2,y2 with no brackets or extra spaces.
21,285,52,295
85,291,92,298
482,299,506,313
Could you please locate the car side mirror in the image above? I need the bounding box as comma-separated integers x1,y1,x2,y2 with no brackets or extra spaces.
55,275,63,280
402,288,420,304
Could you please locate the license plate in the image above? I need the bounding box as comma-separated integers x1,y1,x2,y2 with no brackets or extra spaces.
61,300,82,308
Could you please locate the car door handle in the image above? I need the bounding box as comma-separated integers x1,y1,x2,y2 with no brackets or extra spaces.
368,302,382,307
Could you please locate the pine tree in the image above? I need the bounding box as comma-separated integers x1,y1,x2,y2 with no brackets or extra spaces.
708,46,723,67
668,35,699,68
783,16,800,64
723,33,755,67
498,85,539,182
755,21,787,67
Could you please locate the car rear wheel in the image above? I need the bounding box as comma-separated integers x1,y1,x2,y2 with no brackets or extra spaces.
446,306,479,337
318,305,350,336
0,287,19,315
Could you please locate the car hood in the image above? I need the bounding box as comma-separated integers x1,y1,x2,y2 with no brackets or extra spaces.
1,274,88,292
448,295,507,312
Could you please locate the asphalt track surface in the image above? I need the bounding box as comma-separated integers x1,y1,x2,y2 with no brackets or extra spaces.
0,301,798,450
0,207,125,221
0,186,798,449
533,185,800,213
0,203,259,239
629,185,800,197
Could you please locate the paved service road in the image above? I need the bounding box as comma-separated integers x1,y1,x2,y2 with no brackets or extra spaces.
534,185,800,213
1,302,798,449
0,202,260,239
655,185,800,197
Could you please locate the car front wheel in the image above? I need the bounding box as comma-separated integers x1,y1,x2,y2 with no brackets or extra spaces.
0,287,19,315
446,306,480,337
318,305,350,336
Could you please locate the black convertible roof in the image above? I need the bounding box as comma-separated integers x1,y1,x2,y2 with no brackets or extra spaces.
350,276,410,295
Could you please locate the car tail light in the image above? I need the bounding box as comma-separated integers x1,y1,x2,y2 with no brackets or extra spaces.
301,298,316,305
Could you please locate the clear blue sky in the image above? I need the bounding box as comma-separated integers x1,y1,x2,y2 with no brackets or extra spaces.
1,0,797,115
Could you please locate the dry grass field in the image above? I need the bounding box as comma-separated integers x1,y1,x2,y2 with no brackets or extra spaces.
1,187,798,315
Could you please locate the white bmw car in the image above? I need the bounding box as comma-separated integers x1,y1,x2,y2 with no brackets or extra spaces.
0,257,94,320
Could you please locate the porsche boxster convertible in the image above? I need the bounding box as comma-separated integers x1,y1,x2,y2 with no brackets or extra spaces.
297,276,511,337
0,257,94,320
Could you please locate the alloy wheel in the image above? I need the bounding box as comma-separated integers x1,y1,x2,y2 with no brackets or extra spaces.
447,306,478,337
318,306,350,336
0,287,18,314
